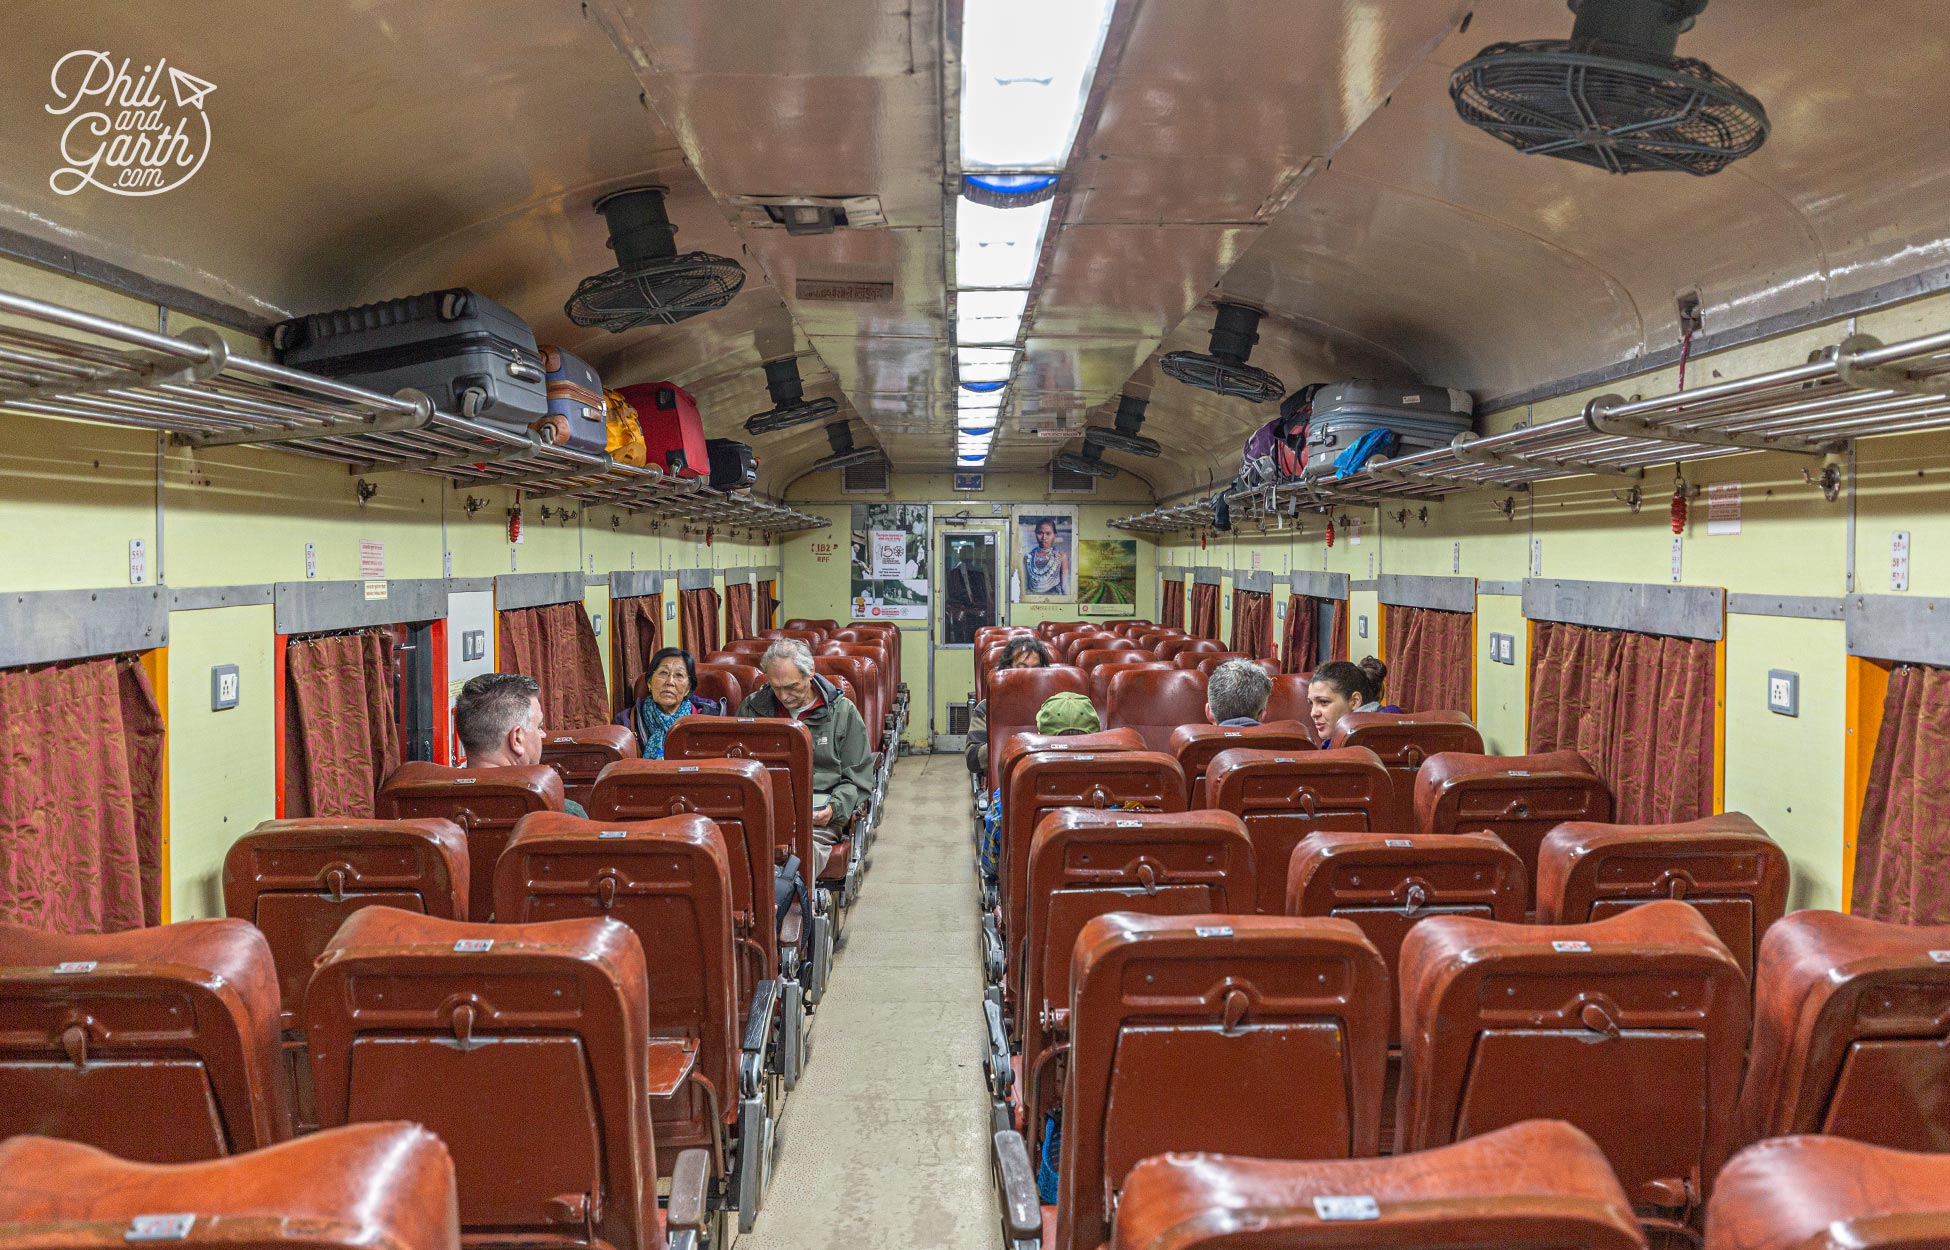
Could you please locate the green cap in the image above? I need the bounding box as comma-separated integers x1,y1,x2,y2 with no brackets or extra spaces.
1035,691,1101,735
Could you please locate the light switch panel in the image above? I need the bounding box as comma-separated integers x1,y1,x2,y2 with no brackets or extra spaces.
1357,614,1369,639
461,630,487,662
210,664,239,711
1768,669,1799,717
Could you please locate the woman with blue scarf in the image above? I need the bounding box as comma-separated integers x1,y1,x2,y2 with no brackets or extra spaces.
619,646,723,759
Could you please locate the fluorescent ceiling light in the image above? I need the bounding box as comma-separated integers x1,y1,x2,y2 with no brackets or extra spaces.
955,197,1052,289
957,390,1005,414
956,346,1016,384
954,290,1029,345
960,0,1116,170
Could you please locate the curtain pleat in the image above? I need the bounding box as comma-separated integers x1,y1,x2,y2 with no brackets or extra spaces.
679,586,722,658
499,602,610,732
756,580,779,633
1189,582,1221,640
724,581,756,644
1160,582,1186,630
1329,600,1350,664
286,629,402,820
1527,620,1716,825
1384,606,1473,712
610,594,663,714
1852,664,1950,924
1282,594,1320,673
0,654,161,933
1230,590,1274,660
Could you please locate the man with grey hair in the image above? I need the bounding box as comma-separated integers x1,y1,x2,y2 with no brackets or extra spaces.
1205,658,1272,728
738,638,874,862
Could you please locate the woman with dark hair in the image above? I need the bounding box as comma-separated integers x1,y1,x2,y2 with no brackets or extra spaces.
1307,656,1401,747
966,636,1054,776
618,646,723,759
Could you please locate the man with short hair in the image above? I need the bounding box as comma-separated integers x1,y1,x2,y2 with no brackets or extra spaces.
453,672,587,817
738,639,874,863
1205,658,1272,728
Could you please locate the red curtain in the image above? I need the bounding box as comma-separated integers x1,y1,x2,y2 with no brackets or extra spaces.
285,629,402,820
756,580,779,633
1189,582,1221,640
1160,581,1186,630
1851,664,1950,924
0,656,163,933
1527,620,1716,825
1282,595,1320,673
724,581,756,644
679,586,722,658
610,595,663,713
499,602,610,732
1329,600,1350,664
1230,590,1274,660
1384,606,1473,714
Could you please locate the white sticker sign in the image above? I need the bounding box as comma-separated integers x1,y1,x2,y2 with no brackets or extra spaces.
1115,819,1142,828
125,1214,196,1242
1313,1196,1379,1222
1552,940,1592,953
360,540,386,578
1385,839,1412,848
1706,482,1741,535
54,960,98,974
453,939,494,953
598,830,628,839
1893,531,1911,592
871,529,906,579
1195,925,1234,938
1671,536,1684,583
1929,950,1950,963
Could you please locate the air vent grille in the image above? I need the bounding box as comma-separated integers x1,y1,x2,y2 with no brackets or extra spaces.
1049,464,1099,495
948,702,972,735
843,460,891,494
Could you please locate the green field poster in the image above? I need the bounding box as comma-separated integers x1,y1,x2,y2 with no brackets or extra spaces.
1077,539,1137,615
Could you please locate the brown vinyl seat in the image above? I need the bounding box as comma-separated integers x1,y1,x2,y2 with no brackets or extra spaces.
1536,813,1789,982
1168,721,1317,807
1396,901,1749,1219
1184,649,1243,671
1110,1120,1646,1250
985,666,1090,781
539,725,639,811
1059,634,1108,664
1207,747,1396,914
1088,659,1173,713
1330,711,1486,827
1734,909,1950,1153
662,716,816,922
991,729,1146,809
1159,637,1221,662
1412,749,1612,893
700,655,764,691
1287,830,1527,1045
306,909,706,1250
0,1122,463,1250
783,617,838,635
1001,750,1188,978
1014,810,1256,1140
777,628,823,648
374,762,564,923
1051,914,1391,1250
814,652,886,755
721,638,773,663
1197,654,1280,678
1704,1135,1950,1250
588,758,779,995
691,665,744,712
846,622,903,701
976,644,1010,703
1074,647,1140,674
1104,668,1209,753
1264,672,1315,724
493,814,748,1184
0,918,289,1161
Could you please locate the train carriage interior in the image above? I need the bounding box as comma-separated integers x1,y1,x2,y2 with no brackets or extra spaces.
7,1,1950,1248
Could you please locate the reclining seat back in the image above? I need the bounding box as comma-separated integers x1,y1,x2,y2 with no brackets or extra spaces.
837,623,901,699
813,653,884,755
493,812,737,1175
1207,747,1396,914
1413,749,1612,894
663,716,816,909
539,725,638,811
721,638,772,664
1111,1120,1645,1250
691,666,743,712
374,762,564,923
1263,674,1313,724
587,758,777,995
1074,647,1137,674
1104,668,1209,753
0,919,288,1161
1089,659,1171,713
222,817,470,1030
1330,712,1485,828
1537,812,1789,982
1734,909,1950,1153
784,617,838,635
1286,830,1527,1045
0,1123,461,1250
1704,1135,1950,1250
1057,914,1391,1250
1186,650,1247,672
991,729,1144,808
1061,633,1109,664
1168,721,1317,808
985,667,1090,783
1396,900,1748,1215
1003,750,1188,965
306,909,663,1250
1020,810,1257,1137
823,639,894,707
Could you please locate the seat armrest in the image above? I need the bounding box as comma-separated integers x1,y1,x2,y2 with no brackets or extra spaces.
779,898,804,948
645,1037,701,1100
667,1147,710,1231
992,1130,1042,1247
740,977,780,1096
984,998,1014,1098
982,913,1005,984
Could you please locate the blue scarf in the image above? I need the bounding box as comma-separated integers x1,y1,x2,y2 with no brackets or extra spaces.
636,695,697,760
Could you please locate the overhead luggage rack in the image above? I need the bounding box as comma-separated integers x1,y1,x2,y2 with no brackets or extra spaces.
0,288,828,534
1112,323,1950,533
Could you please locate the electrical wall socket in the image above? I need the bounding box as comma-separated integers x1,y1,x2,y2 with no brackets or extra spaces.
1489,632,1516,665
210,664,239,711
1768,669,1800,717
592,613,605,637
667,600,677,620
461,630,486,662
1357,615,1369,639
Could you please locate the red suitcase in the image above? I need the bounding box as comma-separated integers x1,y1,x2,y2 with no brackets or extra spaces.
616,381,708,479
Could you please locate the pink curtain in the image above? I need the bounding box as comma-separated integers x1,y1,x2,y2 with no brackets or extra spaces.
1384,606,1472,713
1852,664,1950,924
285,629,402,819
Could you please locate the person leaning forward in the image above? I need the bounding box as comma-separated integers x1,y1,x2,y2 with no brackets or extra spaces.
739,638,876,865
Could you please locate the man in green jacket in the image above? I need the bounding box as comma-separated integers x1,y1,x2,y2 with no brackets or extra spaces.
739,638,876,864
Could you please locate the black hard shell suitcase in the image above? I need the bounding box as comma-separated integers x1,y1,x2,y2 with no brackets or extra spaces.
538,345,608,455
706,438,758,492
271,289,547,431
1301,380,1474,478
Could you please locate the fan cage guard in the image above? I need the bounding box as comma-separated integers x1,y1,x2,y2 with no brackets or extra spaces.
745,395,840,435
1159,352,1286,404
1450,40,1768,176
565,256,748,331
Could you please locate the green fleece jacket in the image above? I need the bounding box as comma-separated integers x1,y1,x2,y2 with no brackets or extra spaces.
737,674,875,827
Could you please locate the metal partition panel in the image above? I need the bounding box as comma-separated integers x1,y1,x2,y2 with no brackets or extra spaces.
1193,566,1223,586
275,578,448,634
1846,594,1950,665
1378,573,1477,614
1289,570,1350,601
1522,579,1726,642
493,571,586,612
677,568,716,592
1228,569,1274,594
0,586,169,667
608,570,665,598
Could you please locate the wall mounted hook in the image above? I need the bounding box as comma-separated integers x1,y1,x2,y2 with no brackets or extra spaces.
463,495,489,515
355,478,379,505
1802,462,1844,502
1496,496,1517,521
1614,484,1643,513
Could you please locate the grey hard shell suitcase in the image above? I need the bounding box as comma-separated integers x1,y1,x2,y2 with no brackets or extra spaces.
1301,380,1474,477
270,289,547,431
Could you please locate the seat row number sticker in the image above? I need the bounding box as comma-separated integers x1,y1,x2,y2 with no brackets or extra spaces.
1930,950,1950,963
1195,925,1233,938
1552,940,1592,953
454,939,494,953
1313,1196,1379,1221
126,1215,196,1241
55,961,98,974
